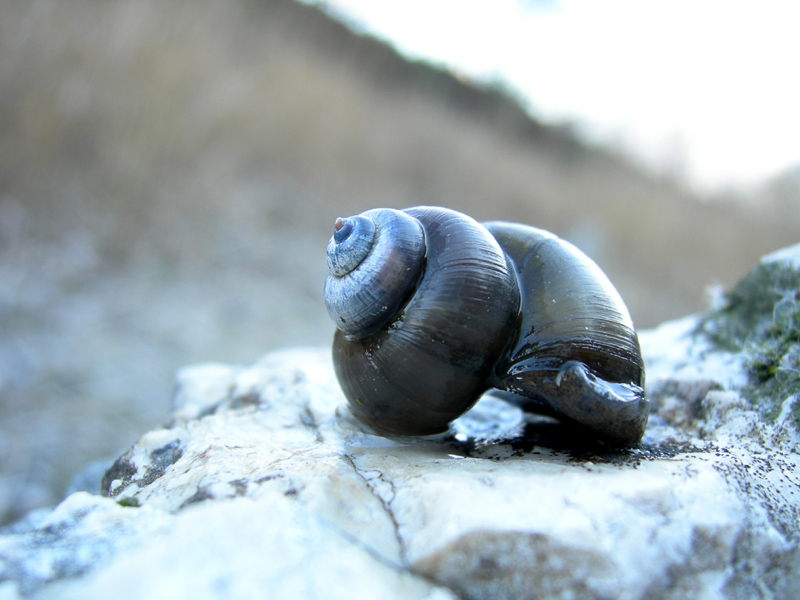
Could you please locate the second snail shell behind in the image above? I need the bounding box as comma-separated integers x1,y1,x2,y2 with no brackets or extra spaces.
324,206,649,446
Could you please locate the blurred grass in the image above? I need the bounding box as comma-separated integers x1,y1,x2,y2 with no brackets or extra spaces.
0,0,796,523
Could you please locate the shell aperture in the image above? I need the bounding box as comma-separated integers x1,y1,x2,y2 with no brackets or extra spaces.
484,221,648,445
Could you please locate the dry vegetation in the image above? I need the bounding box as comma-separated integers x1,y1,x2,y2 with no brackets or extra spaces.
0,0,796,523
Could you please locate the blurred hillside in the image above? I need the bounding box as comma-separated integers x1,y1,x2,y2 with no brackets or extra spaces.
0,0,796,524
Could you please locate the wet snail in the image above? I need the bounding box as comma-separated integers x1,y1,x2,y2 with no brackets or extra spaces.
323,206,649,446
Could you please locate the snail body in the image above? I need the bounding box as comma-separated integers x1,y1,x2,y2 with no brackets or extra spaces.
324,206,648,445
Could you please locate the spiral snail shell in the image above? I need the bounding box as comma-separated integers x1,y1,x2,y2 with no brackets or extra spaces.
324,206,648,446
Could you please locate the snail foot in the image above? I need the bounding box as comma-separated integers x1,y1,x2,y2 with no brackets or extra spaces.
495,361,649,446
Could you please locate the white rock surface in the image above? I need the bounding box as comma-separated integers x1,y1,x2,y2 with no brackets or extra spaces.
2,249,800,600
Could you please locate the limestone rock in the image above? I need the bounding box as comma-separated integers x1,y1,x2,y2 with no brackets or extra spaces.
1,245,800,600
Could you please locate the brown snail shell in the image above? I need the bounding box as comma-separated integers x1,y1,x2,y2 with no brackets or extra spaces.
324,206,648,445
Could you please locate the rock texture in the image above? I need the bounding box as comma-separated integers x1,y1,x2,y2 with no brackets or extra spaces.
1,244,799,600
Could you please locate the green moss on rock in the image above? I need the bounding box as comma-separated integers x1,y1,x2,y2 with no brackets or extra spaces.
699,257,800,430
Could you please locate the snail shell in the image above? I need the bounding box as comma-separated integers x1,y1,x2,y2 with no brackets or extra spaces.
324,206,648,445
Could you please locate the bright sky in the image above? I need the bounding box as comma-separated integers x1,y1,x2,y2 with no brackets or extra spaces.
318,0,800,193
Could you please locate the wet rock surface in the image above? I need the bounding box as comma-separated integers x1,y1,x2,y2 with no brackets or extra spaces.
1,245,799,600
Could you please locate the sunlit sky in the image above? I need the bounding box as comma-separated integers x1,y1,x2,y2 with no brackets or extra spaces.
314,0,800,193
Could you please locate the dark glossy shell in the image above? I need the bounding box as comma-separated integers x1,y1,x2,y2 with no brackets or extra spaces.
324,207,649,445
484,222,648,445
330,207,520,436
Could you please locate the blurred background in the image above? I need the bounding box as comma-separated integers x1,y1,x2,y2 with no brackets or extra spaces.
1,0,797,524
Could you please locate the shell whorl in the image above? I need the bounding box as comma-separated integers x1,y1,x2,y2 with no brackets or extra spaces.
330,206,523,436
324,208,425,338
326,215,376,276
